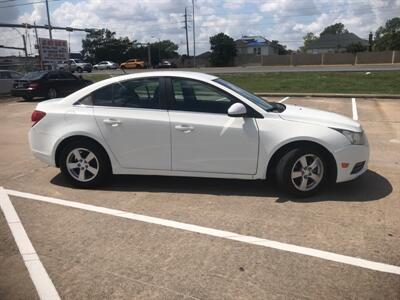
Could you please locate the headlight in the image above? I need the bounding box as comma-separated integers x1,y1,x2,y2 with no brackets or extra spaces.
334,129,365,145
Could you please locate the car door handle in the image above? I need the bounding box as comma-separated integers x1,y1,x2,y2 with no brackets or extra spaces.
175,125,194,133
103,118,122,127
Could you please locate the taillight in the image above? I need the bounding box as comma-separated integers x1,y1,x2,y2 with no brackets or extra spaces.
28,82,39,90
31,110,46,127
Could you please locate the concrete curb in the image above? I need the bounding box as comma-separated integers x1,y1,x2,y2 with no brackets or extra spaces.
254,92,400,99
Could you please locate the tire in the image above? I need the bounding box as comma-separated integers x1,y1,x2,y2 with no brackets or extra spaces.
87,69,92,73
77,67,83,73
23,95,33,101
276,147,327,197
121,66,126,70
59,139,111,188
47,88,57,99
93,67,97,70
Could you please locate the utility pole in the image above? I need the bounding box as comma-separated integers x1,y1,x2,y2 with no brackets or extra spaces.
45,0,52,39
184,7,190,57
22,34,27,57
192,0,196,67
34,22,43,69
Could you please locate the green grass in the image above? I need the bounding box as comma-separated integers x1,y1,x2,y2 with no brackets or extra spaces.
84,71,400,94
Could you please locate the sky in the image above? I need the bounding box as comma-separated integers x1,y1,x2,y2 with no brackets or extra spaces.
0,0,399,57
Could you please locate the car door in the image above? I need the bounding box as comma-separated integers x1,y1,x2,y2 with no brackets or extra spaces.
92,77,171,170
167,77,259,175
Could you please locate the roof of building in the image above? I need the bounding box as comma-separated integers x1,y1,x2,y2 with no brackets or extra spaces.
307,33,368,49
235,35,273,47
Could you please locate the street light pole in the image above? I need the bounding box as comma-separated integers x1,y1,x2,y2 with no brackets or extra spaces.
192,0,196,67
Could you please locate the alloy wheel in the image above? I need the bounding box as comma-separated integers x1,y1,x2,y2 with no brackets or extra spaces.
291,154,324,191
66,148,99,182
48,88,57,99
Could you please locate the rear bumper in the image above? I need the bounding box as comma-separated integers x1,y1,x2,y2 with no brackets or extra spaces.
334,143,370,183
29,128,56,166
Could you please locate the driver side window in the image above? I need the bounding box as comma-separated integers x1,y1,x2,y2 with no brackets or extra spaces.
171,78,236,114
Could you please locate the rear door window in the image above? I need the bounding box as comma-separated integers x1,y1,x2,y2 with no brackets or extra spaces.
91,78,161,109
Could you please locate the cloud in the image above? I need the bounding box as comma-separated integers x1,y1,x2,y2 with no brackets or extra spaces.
1,0,400,57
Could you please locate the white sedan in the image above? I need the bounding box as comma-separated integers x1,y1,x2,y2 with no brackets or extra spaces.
29,71,369,197
93,61,118,70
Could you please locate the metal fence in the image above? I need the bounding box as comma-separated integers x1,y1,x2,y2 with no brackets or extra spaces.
233,50,400,67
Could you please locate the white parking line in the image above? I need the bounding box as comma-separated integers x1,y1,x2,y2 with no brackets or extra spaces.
5,188,400,276
0,188,60,300
279,96,290,103
352,98,358,121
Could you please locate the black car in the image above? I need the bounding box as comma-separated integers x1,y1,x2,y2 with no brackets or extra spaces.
155,60,177,69
11,70,93,100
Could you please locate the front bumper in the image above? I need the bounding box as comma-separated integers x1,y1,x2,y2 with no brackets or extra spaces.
11,88,41,98
334,143,370,183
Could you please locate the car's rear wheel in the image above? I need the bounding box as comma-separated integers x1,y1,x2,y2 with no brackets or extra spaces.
77,67,83,73
276,148,327,197
47,88,57,99
59,140,110,188
23,95,32,101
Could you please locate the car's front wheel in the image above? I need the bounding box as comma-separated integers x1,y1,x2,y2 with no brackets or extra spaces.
276,148,327,197
59,140,110,188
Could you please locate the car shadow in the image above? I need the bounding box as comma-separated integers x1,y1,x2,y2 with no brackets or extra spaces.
17,97,47,103
50,169,392,203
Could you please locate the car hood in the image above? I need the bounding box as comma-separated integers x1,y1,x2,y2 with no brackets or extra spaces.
279,104,362,132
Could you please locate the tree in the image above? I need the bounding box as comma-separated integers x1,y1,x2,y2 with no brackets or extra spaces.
270,40,290,55
374,17,400,51
320,23,349,36
149,40,179,65
209,33,237,67
81,29,179,65
81,29,132,63
345,42,367,53
299,32,317,52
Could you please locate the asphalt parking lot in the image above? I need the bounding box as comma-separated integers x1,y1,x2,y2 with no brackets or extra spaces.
0,96,399,299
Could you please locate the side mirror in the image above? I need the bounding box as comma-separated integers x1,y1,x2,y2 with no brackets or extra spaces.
228,103,247,117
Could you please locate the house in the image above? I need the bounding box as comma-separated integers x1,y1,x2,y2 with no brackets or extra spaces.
235,36,278,56
306,33,368,54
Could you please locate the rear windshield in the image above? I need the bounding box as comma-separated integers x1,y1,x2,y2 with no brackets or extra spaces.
21,71,48,80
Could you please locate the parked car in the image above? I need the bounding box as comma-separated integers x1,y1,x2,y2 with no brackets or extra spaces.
155,60,177,69
28,71,369,197
57,59,92,73
120,59,145,69
93,61,118,70
0,70,23,95
12,70,93,100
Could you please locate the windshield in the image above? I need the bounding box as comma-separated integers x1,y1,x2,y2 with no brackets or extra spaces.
214,78,273,112
74,59,83,63
21,71,48,80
